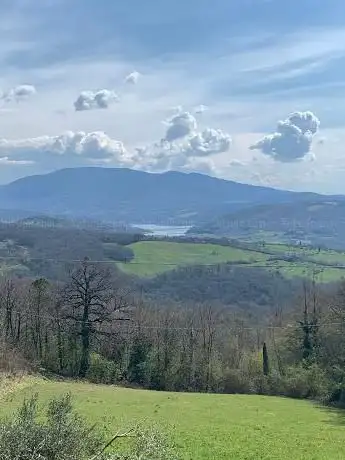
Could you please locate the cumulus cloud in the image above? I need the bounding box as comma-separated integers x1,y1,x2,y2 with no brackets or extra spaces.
124,71,141,84
132,109,233,173
185,128,231,157
179,157,216,175
74,89,119,111
1,84,36,103
0,131,130,168
134,120,231,174
164,111,197,142
250,111,320,162
0,103,231,177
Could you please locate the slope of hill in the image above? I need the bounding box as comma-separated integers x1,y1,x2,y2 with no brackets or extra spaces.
141,263,300,316
119,240,269,277
0,167,330,225
3,378,345,460
119,239,345,283
190,200,345,249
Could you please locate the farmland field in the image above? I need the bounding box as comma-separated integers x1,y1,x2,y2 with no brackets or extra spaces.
118,241,268,277
2,378,345,460
118,240,345,281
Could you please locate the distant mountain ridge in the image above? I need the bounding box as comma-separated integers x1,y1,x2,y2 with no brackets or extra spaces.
0,167,341,225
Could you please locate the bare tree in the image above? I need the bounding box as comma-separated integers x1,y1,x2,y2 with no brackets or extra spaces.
29,278,50,360
199,303,218,391
62,258,129,377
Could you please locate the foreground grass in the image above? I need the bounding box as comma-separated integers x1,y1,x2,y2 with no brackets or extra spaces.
1,378,345,459
118,240,345,281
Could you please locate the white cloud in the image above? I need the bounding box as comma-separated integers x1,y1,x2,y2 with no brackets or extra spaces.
1,84,36,102
74,89,119,111
0,125,230,176
164,111,197,142
288,111,320,135
124,71,141,84
185,128,231,157
0,156,34,165
180,157,217,175
0,131,130,167
133,116,232,173
250,111,320,162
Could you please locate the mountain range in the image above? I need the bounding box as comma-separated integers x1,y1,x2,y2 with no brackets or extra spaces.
0,167,336,225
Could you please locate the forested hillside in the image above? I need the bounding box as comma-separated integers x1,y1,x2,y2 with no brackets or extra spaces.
0,222,343,404
0,221,142,280
0,256,344,405
140,264,300,317
190,199,345,249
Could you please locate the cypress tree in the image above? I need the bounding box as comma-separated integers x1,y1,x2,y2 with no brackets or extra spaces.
263,342,269,376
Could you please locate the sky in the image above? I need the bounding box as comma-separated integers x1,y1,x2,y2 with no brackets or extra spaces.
0,0,345,193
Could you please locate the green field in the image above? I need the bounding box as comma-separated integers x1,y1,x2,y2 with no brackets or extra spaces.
118,241,268,277
265,243,345,264
2,378,345,460
118,240,345,281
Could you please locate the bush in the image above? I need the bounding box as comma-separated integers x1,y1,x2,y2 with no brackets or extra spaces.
272,364,331,400
86,353,122,384
0,394,179,460
103,244,134,262
221,368,252,394
0,342,30,375
0,393,101,460
107,429,178,460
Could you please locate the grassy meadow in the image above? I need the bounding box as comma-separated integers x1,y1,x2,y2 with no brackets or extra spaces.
117,240,345,282
118,241,268,277
1,377,345,460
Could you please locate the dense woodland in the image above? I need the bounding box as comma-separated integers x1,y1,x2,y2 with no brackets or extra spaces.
0,222,142,280
141,264,301,318
0,252,345,405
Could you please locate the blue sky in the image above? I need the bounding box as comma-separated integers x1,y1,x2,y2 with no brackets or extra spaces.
0,0,344,193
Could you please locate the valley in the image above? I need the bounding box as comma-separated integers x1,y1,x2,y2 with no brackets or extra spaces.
0,168,345,459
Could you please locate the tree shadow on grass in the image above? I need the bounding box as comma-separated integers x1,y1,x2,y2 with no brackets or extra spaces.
317,403,345,427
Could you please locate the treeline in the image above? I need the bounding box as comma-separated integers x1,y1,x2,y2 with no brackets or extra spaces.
1,259,345,404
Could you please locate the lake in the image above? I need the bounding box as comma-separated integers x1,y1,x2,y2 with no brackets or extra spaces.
133,224,191,237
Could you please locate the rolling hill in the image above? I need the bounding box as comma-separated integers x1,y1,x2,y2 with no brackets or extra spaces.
0,167,333,225
190,199,345,249
119,239,345,283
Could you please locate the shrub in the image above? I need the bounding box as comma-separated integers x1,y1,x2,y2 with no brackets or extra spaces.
273,364,331,400
221,368,252,394
0,394,179,460
0,393,101,460
86,353,122,384
0,341,30,375
107,429,179,460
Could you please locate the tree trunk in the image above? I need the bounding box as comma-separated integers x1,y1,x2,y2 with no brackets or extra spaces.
79,323,90,378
